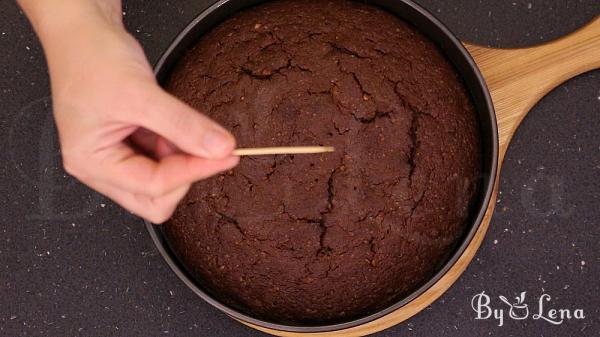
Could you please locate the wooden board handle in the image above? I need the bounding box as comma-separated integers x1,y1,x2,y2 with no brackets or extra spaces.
465,15,600,158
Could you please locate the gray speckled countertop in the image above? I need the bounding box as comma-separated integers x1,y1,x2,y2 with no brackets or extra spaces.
1,1,599,336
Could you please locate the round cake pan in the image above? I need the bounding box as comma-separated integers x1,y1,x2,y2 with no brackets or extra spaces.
145,0,498,334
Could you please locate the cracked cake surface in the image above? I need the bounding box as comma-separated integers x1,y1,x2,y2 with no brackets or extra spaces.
164,0,481,324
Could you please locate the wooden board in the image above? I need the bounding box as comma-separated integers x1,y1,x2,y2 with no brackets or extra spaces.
244,15,600,337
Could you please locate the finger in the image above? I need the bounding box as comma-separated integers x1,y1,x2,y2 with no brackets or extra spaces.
155,136,179,158
136,86,236,159
96,143,239,197
90,179,191,224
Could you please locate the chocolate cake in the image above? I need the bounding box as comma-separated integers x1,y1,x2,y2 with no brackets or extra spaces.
164,0,481,324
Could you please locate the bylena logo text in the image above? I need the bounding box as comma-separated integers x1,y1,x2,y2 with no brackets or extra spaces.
471,291,585,327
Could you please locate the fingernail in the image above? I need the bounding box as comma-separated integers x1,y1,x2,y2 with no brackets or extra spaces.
202,128,234,158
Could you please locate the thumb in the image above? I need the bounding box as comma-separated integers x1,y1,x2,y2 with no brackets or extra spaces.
136,86,236,159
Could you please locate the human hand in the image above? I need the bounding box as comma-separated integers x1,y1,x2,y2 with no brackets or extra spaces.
20,0,239,223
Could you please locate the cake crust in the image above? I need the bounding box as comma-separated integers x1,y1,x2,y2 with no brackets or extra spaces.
164,0,481,323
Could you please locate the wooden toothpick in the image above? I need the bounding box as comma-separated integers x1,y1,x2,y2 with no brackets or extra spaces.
232,146,335,156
